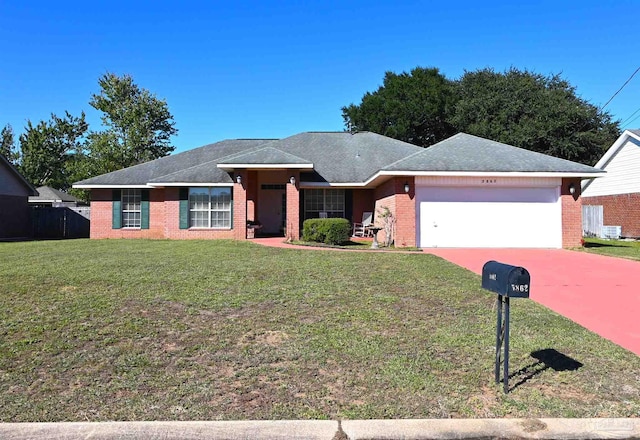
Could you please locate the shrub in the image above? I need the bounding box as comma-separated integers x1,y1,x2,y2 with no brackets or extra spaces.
302,218,351,245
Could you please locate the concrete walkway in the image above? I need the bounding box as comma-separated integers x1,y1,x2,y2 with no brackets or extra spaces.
1,418,639,439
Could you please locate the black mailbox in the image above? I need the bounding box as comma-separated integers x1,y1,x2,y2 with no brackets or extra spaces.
482,261,530,298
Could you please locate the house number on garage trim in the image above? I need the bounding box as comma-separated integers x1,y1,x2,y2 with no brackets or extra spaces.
481,179,497,184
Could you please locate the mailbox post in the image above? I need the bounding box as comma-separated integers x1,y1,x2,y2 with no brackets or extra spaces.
481,261,530,394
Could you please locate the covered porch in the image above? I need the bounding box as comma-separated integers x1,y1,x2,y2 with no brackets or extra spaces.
233,169,377,240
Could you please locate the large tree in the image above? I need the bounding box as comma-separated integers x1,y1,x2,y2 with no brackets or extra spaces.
342,67,457,147
88,72,178,171
18,112,88,189
451,68,620,165
343,67,620,164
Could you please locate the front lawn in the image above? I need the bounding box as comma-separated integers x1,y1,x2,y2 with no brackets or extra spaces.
0,240,638,421
582,237,640,261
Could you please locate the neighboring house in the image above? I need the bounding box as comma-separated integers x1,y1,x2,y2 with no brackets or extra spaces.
29,186,83,207
73,132,602,248
582,129,640,238
0,155,38,240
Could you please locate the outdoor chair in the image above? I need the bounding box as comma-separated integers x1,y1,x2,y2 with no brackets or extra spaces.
352,211,373,237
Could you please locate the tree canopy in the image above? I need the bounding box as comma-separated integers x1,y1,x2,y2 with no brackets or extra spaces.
88,72,178,172
2,73,178,197
1,124,18,163
343,67,621,165
18,112,88,189
342,67,457,147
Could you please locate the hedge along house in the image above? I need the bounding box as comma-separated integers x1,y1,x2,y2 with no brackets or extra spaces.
73,132,603,248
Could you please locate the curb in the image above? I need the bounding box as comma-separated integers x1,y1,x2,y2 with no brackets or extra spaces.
0,418,638,440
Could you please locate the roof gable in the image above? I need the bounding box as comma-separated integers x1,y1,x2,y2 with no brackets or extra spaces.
0,155,38,196
582,129,640,196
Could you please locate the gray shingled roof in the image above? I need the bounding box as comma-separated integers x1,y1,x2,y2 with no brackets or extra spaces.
74,132,423,186
217,146,312,166
30,186,80,202
148,160,234,184
74,131,601,187
629,129,640,137
74,139,272,185
260,131,423,182
384,133,602,174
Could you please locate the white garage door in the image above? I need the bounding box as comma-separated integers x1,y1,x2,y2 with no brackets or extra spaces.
417,186,561,248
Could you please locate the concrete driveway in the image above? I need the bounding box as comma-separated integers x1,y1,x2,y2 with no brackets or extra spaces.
424,248,640,356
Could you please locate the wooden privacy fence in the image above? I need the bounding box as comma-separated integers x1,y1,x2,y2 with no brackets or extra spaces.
31,206,90,239
582,205,603,238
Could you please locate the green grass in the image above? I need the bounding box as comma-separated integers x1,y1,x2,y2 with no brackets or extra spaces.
0,239,638,421
582,237,640,261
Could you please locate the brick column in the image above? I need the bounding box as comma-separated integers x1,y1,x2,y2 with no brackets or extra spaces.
286,172,300,241
233,170,248,240
561,177,582,248
394,177,416,247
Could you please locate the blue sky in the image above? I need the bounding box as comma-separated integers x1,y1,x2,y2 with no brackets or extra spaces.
1,1,638,153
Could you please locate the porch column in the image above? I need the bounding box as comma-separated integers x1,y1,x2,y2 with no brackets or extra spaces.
233,169,248,240
286,171,300,241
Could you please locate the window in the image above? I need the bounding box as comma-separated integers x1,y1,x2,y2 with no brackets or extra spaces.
189,187,232,228
122,189,141,228
304,189,345,219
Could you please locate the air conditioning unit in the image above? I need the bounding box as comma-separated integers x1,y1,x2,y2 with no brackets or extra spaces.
600,226,621,239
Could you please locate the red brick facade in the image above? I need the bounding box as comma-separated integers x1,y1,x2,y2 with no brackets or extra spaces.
394,177,416,247
560,177,583,248
372,177,415,247
90,175,582,248
286,172,300,241
583,192,640,238
351,189,374,228
91,188,235,240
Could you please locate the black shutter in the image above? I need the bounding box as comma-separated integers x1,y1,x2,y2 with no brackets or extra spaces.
179,188,189,229
140,190,150,229
112,190,122,229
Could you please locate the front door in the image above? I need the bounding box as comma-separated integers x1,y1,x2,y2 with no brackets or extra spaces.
258,185,286,235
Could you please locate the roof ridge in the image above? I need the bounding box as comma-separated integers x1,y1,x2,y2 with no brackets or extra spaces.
214,142,280,163
217,146,311,164
148,158,223,182
381,147,427,170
